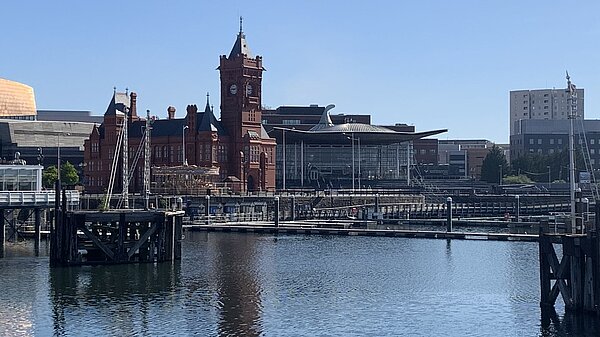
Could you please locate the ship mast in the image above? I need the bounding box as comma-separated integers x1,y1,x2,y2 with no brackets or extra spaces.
143,110,152,209
567,71,577,233
122,103,129,209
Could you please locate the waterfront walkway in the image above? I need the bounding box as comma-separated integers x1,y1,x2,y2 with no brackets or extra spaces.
184,222,540,242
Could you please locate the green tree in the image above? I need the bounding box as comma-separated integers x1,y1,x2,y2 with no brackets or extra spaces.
42,166,58,189
511,150,585,183
42,162,80,188
503,174,533,184
480,146,509,183
61,161,80,186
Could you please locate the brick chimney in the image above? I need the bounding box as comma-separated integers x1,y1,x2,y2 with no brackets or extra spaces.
167,106,176,119
129,92,138,121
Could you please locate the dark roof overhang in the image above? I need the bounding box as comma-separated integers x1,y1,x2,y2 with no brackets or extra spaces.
272,126,447,145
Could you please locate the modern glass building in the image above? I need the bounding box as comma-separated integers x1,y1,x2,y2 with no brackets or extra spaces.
0,165,43,191
273,108,446,189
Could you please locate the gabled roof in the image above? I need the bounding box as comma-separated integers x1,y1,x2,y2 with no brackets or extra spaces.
129,118,187,138
104,91,129,116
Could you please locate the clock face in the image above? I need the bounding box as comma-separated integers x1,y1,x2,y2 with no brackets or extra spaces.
245,84,253,96
229,84,238,95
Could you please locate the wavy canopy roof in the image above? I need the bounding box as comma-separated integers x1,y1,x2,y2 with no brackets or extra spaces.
274,123,447,145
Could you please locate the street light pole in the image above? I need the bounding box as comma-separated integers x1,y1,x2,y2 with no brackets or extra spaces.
182,125,189,166
499,165,502,186
547,165,551,187
351,133,355,192
57,133,61,188
357,136,361,190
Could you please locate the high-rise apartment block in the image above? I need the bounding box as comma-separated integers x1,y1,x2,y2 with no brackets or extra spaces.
509,88,584,136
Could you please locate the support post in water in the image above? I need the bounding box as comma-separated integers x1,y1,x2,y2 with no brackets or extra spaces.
575,188,582,233
0,211,5,258
515,195,520,222
274,196,280,227
582,197,589,232
446,197,452,232
291,194,296,221
205,195,210,225
34,208,41,256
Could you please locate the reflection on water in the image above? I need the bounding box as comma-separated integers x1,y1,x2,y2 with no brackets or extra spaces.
209,233,263,337
49,262,181,336
0,233,599,336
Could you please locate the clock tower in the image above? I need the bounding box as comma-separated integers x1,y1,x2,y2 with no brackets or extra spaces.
219,18,275,192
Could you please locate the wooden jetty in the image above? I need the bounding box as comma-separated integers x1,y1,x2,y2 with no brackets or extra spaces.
184,222,539,242
539,230,600,316
50,210,184,266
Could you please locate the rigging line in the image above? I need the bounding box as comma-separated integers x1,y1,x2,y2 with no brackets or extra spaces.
117,129,147,209
520,170,548,176
576,117,600,199
105,122,125,209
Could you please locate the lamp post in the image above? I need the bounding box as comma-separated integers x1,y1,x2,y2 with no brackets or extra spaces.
57,132,71,187
351,133,355,191
547,165,551,187
37,147,43,166
499,165,502,186
182,125,189,166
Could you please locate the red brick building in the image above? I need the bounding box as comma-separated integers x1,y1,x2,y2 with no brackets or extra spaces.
83,26,276,194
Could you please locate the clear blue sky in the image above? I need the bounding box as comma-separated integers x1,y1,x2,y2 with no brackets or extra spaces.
2,0,600,143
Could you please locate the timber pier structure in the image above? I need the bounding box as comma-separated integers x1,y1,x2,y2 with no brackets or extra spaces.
50,210,184,266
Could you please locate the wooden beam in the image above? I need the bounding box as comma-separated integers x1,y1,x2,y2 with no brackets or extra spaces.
548,241,574,306
79,225,115,260
127,222,159,259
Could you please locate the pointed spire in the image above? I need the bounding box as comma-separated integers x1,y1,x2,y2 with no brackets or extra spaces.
205,92,211,112
229,17,252,58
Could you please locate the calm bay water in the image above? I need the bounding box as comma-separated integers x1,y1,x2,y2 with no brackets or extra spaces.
1,232,599,336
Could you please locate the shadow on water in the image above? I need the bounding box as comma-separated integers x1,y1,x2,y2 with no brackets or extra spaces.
49,262,181,336
541,307,600,336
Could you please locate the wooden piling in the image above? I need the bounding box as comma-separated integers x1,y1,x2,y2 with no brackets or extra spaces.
446,197,452,232
34,208,41,255
274,197,280,228
0,210,5,258
538,229,552,307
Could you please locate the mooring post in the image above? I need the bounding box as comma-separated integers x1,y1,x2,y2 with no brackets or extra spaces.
582,197,589,233
205,195,210,225
34,208,41,256
274,196,280,227
538,226,552,307
594,203,600,233
446,197,453,232
575,188,583,234
593,230,600,314
291,194,296,221
515,195,520,223
0,210,5,258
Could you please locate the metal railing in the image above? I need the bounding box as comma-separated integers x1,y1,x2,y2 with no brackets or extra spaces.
0,190,80,207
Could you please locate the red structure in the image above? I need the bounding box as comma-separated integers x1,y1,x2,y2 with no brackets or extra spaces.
83,24,276,194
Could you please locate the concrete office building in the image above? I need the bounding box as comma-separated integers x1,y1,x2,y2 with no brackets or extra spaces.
510,88,584,136
510,119,600,165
